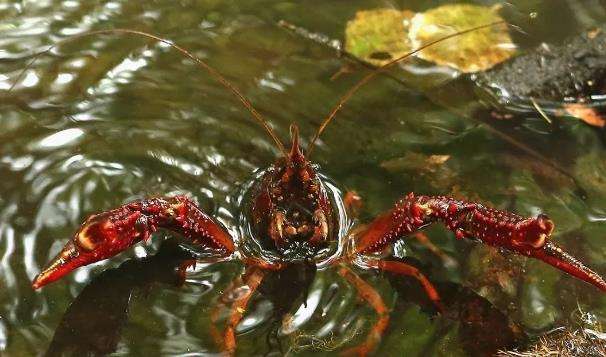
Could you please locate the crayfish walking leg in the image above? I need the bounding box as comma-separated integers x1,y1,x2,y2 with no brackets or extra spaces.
32,195,235,289
356,193,606,292
337,266,389,357
223,267,265,354
365,259,443,312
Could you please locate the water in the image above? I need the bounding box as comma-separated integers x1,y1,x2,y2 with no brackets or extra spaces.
1,0,606,356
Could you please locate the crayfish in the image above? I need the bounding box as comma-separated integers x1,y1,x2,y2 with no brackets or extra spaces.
22,23,606,356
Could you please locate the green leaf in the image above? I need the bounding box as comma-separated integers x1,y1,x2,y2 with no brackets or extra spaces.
345,9,413,67
409,4,515,73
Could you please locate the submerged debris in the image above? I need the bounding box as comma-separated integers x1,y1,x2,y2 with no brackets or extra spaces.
497,326,606,357
498,307,606,357
477,26,606,126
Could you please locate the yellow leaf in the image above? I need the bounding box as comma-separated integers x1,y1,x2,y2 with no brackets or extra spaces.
409,4,515,73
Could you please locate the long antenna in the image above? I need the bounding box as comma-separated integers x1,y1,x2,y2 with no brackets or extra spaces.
8,28,287,156
306,20,507,156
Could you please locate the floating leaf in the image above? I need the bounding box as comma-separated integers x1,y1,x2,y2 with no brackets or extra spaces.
345,9,413,66
409,4,515,73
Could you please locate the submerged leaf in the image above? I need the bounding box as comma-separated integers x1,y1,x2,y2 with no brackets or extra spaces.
564,104,606,128
345,9,414,66
409,4,515,73
574,152,606,196
380,152,450,172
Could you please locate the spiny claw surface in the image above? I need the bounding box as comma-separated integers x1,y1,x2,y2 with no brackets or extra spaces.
33,196,234,289
357,193,606,292
528,241,606,292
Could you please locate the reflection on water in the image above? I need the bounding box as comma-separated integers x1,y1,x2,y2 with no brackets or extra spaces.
1,0,606,355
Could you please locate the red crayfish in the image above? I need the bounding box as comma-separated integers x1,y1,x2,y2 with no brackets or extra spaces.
23,23,606,356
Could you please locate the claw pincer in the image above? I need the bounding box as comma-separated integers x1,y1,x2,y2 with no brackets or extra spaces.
33,196,234,289
357,193,606,292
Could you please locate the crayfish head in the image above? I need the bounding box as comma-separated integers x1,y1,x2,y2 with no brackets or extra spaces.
252,124,334,258
32,212,129,289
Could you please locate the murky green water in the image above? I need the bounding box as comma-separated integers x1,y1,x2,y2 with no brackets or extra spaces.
1,0,606,356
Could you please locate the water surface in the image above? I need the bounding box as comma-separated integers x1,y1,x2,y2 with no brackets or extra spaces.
1,0,606,356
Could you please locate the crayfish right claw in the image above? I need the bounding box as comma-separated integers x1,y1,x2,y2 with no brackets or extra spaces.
32,196,235,289
528,241,606,292
33,213,128,289
33,240,84,289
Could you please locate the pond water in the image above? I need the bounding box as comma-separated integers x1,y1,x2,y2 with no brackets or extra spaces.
1,0,606,356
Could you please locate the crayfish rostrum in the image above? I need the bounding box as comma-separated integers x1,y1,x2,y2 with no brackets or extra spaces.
22,25,606,356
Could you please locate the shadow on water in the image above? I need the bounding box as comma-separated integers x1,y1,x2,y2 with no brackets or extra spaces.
257,262,317,354
44,249,522,357
385,257,526,357
44,239,195,357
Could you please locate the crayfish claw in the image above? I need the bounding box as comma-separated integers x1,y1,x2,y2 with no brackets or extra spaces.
529,241,606,292
32,240,84,289
356,194,606,293
32,196,235,289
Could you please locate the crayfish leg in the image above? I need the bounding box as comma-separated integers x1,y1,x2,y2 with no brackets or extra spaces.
367,260,443,312
337,266,389,357
220,267,265,355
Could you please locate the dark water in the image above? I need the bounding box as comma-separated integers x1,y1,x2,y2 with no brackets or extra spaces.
1,0,606,356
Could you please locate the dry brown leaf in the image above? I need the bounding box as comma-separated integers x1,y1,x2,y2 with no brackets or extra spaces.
564,103,606,127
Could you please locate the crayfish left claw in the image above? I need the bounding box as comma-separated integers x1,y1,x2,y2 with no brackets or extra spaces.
33,212,134,289
357,194,606,292
33,209,143,289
